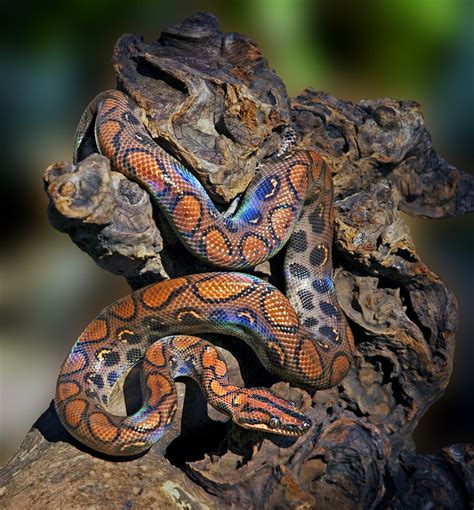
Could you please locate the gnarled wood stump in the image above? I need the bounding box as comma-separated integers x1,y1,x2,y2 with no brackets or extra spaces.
1,13,473,509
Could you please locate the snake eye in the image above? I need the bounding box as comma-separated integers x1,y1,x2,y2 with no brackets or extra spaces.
268,417,281,429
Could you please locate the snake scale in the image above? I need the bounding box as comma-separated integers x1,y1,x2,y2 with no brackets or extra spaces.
54,90,354,456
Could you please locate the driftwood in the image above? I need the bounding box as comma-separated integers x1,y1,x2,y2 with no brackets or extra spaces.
1,12,473,509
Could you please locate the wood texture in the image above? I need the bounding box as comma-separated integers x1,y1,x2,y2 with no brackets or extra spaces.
1,13,473,509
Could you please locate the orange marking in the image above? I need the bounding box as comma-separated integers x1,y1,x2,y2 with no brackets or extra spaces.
89,412,119,442
202,347,219,369
214,359,227,378
176,310,203,322
237,311,255,325
98,120,122,155
323,161,333,189
57,381,80,400
264,178,279,199
195,274,250,301
141,278,186,309
145,343,166,367
118,329,135,342
331,355,351,384
137,411,164,431
64,351,87,375
203,229,230,259
288,164,308,198
308,150,324,181
262,292,298,328
146,372,173,408
319,245,329,266
110,295,135,319
126,151,164,189
346,326,355,351
81,319,107,342
173,195,202,233
173,336,200,351
64,399,87,428
298,338,323,379
239,409,268,423
232,393,246,406
100,97,120,117
210,379,229,397
241,235,269,261
96,348,113,362
270,207,294,241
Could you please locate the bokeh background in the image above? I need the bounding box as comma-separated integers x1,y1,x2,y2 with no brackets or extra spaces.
1,0,473,463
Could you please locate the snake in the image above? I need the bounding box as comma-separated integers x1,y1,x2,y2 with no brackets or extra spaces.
54,90,354,456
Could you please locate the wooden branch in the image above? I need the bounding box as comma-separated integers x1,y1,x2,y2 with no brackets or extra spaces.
1,12,473,509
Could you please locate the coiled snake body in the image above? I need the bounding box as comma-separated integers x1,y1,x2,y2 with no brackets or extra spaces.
55,90,354,455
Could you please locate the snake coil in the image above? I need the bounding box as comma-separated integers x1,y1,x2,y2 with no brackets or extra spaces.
54,90,354,455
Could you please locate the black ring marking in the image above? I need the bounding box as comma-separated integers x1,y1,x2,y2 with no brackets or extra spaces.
199,226,233,261
190,273,257,304
268,204,296,243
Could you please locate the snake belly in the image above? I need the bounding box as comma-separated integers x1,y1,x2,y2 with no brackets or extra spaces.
55,90,354,456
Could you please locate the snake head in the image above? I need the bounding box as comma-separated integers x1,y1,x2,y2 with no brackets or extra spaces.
232,388,311,436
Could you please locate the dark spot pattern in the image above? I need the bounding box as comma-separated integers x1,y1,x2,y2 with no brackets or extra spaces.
289,263,310,280
303,317,319,329
103,351,121,367
91,374,104,389
310,245,327,266
290,230,308,252
126,348,142,364
320,302,338,317
107,371,119,386
297,289,314,310
85,388,96,399
308,206,325,234
319,326,338,342
312,277,333,294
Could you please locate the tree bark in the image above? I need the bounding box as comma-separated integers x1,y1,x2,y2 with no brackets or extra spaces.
1,12,473,509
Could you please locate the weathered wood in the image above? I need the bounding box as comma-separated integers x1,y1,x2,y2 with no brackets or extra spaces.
1,12,473,509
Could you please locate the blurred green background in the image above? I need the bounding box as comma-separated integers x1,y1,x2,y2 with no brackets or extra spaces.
1,0,473,463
